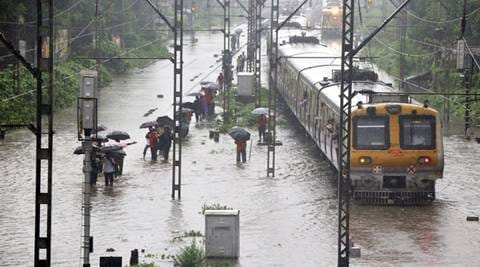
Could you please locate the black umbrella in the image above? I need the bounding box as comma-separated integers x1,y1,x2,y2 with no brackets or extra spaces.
92,134,107,142
96,124,107,132
181,102,196,110
157,115,174,127
187,92,202,97
179,107,194,113
228,127,250,141
140,121,159,129
73,146,84,155
201,81,219,91
100,145,122,154
106,130,130,140
108,149,127,159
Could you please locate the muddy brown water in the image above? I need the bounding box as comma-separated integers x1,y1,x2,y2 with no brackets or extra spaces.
1,32,480,267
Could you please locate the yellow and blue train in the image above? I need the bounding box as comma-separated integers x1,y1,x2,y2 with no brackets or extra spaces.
275,33,444,204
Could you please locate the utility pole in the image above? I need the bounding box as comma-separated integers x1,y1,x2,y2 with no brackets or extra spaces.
95,0,101,86
172,0,184,199
460,0,472,138
0,2,54,261
398,0,407,89
267,0,309,177
192,2,197,43
247,0,257,72
267,0,279,177
35,0,54,266
143,0,184,199
217,0,232,124
254,0,264,107
337,1,411,265
78,70,98,267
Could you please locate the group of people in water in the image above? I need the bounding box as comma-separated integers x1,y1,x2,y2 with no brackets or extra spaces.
144,126,172,161
90,138,136,187
193,87,217,122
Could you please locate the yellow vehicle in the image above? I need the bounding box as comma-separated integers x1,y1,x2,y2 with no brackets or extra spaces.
276,33,444,204
350,100,444,204
320,0,343,36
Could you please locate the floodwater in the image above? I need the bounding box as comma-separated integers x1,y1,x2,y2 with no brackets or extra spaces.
1,31,480,267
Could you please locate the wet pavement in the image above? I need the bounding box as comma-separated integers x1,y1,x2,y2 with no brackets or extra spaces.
1,31,480,267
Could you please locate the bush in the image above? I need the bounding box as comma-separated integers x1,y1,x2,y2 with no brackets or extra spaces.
174,240,206,267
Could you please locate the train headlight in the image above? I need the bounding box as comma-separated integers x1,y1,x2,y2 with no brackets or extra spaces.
359,156,372,165
331,7,340,16
418,156,432,165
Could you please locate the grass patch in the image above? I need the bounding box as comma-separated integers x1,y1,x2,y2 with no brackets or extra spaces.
217,87,270,131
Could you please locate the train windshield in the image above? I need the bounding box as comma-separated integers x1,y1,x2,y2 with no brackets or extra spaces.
400,115,435,149
353,116,389,149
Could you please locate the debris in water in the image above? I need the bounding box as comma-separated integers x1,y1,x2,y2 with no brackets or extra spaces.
467,216,479,221
143,108,158,117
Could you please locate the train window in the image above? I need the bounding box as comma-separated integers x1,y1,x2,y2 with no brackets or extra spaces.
399,115,435,149
353,116,389,149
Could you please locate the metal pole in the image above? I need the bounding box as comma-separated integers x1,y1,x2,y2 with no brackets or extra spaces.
464,63,473,137
254,0,263,107
267,0,279,177
267,0,309,177
95,0,101,86
34,0,54,266
398,0,407,89
247,0,256,72
338,1,354,266
217,0,231,124
143,0,184,199
172,0,184,199
461,0,470,137
81,138,92,267
338,1,411,265
226,0,231,117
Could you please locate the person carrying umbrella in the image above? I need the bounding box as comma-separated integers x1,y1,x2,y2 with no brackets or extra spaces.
228,127,250,163
235,140,247,163
106,138,136,175
193,96,201,122
256,114,267,143
103,154,116,187
158,126,173,161
145,127,160,161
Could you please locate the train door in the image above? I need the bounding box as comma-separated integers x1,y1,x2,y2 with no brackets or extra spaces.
332,116,339,164
292,76,301,115
301,86,308,126
314,94,321,146
289,70,295,107
326,109,334,161
307,88,314,132
321,103,327,153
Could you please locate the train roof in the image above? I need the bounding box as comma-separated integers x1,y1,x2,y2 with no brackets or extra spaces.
278,41,402,109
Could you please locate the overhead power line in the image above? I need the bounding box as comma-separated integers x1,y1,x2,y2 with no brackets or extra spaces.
389,0,480,25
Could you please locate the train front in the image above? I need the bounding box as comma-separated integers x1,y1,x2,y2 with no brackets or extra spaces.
349,101,444,204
